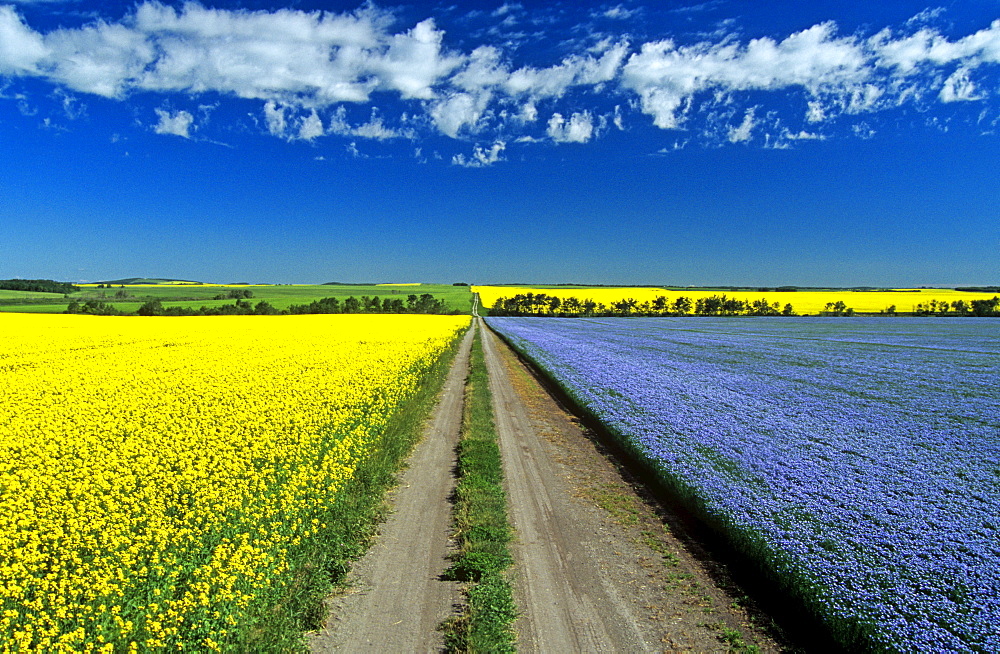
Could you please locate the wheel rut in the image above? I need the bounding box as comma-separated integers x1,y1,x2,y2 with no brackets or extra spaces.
309,325,473,653
479,317,660,652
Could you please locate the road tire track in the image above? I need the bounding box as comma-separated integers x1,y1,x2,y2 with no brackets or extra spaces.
479,318,661,652
309,325,474,653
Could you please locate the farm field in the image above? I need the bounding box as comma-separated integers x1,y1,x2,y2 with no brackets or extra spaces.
0,313,469,651
486,316,1000,651
0,283,474,314
474,285,1000,315
0,289,66,299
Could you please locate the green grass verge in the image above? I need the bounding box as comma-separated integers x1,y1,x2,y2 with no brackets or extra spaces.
234,326,469,652
443,327,518,653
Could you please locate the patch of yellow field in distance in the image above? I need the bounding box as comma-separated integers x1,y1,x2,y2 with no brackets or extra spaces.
473,286,998,315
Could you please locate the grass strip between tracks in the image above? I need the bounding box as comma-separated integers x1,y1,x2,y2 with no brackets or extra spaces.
243,326,468,651
443,327,518,652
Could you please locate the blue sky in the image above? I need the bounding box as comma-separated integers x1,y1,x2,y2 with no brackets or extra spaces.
1,0,998,286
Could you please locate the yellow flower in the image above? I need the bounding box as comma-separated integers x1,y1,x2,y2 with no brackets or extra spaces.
0,313,468,649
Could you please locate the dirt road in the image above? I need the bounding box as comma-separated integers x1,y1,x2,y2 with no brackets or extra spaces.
311,317,784,652
480,319,663,651
480,317,784,653
309,326,473,652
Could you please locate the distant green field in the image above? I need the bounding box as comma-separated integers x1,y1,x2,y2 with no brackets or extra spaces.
0,284,474,314
0,289,67,300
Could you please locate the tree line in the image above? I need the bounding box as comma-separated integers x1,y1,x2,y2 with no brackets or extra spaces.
213,289,255,300
1,279,80,294
488,293,796,317
66,293,455,316
913,297,1000,317
489,293,1000,317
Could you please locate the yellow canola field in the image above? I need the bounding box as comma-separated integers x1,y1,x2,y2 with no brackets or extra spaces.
473,286,998,315
0,313,468,652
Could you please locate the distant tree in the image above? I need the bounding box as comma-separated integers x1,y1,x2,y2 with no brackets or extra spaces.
722,296,747,315
611,298,637,316
782,303,795,316
253,301,279,315
562,296,583,315
971,297,1000,316
137,300,163,316
415,293,446,313
824,300,851,316
77,300,123,316
215,289,254,300
749,298,780,316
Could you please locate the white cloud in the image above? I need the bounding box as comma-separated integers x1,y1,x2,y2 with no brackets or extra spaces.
940,67,980,102
604,6,636,20
846,84,883,113
353,114,407,139
298,110,324,140
429,90,491,137
263,101,286,136
547,111,595,143
452,140,505,167
450,46,506,92
55,88,84,119
153,108,193,137
519,101,538,123
622,23,868,129
42,20,154,98
806,100,826,123
906,8,946,28
728,107,755,142
2,3,1000,147
852,122,875,139
783,129,826,140
0,6,47,75
871,20,1000,73
0,2,462,107
503,41,628,99
374,19,463,100
130,3,386,103
492,4,522,18
329,106,411,140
